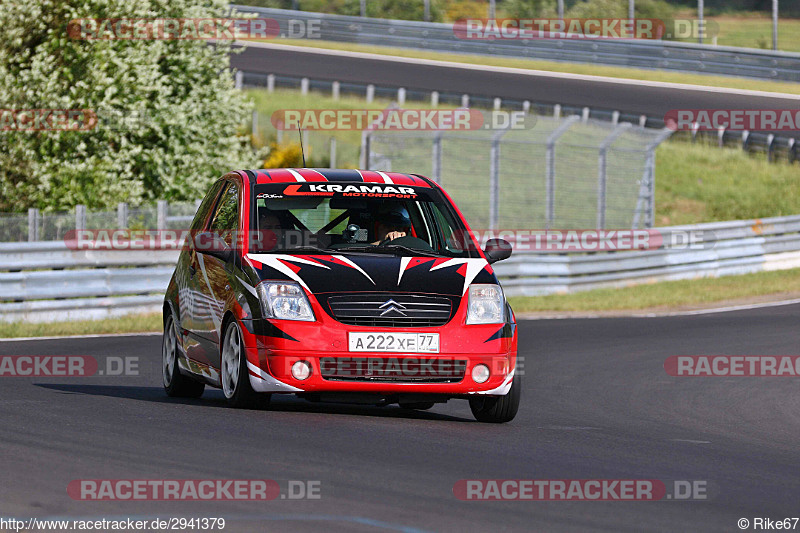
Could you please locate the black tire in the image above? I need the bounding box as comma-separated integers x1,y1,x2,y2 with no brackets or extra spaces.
399,402,435,410
469,374,521,423
163,315,205,398
221,320,270,409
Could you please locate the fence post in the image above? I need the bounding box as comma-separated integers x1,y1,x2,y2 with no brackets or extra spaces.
28,208,39,242
545,116,579,229
493,98,501,110
117,202,128,229
522,100,530,114
329,137,337,168
639,115,647,127
717,126,725,147
234,71,243,90
267,74,275,92
157,200,168,231
489,127,511,231
767,134,775,162
75,205,86,232
461,94,469,108
332,81,340,100
612,110,620,125
431,91,439,107
431,132,443,184
251,109,259,139
596,123,631,229
360,131,371,168
581,107,590,123
633,128,674,228
397,87,406,105
553,104,561,119
301,77,309,95
366,84,375,103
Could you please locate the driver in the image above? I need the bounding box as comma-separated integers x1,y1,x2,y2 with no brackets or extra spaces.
371,205,411,245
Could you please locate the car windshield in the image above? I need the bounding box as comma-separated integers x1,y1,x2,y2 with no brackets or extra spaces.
250,182,479,257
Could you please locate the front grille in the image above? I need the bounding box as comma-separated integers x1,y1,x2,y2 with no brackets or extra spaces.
320,357,466,383
324,293,455,327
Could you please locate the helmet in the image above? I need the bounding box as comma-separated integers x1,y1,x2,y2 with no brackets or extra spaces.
375,205,411,228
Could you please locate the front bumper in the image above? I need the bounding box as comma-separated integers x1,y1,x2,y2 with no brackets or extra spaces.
242,318,517,396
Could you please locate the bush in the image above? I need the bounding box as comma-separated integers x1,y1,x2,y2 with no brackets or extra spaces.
567,0,675,21
502,0,558,18
0,0,260,212
445,0,488,21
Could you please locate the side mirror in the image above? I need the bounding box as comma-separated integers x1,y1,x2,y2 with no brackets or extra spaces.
194,231,234,263
483,238,512,264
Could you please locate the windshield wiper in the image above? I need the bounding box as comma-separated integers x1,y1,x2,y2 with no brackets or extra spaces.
256,246,332,254
335,244,442,258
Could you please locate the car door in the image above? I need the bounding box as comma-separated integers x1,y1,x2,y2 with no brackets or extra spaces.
193,178,241,369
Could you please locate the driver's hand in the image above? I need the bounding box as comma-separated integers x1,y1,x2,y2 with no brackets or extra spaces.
384,231,406,242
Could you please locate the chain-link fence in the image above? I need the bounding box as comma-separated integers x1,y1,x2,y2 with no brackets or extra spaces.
0,200,201,242
364,113,673,229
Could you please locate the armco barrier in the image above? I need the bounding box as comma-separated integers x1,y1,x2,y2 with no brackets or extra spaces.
233,6,800,82
0,241,179,323
2,215,800,322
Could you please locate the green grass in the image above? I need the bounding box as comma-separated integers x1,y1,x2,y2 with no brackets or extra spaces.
0,313,162,339
252,39,800,96
689,13,800,52
508,268,800,313
655,138,800,225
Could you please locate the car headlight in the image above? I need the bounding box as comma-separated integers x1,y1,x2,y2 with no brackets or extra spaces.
466,284,505,325
256,281,315,321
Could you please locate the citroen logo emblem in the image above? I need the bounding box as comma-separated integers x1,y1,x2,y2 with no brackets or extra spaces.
379,299,407,316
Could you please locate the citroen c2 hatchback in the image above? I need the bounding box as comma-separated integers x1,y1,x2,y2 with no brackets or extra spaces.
162,168,520,423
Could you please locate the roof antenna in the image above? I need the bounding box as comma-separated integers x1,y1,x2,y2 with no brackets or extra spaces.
297,125,307,167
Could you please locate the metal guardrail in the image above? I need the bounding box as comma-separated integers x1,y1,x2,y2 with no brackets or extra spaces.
0,242,178,323
494,215,800,296
233,6,800,82
3,215,800,321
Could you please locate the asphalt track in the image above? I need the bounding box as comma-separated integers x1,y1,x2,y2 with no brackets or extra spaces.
2,304,799,532
230,43,800,120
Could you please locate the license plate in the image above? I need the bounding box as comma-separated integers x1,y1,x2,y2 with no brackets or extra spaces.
348,332,439,353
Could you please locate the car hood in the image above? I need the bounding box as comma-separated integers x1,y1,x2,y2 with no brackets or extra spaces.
246,253,495,297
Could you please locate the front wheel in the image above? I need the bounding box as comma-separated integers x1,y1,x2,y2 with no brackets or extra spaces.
221,319,269,408
469,375,520,423
163,315,205,398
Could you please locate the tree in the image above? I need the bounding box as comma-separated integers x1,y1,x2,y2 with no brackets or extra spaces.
0,0,258,212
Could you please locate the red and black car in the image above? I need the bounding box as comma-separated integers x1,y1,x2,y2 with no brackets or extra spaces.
162,168,519,423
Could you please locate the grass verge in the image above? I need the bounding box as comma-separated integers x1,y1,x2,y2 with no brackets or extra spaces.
508,268,800,314
253,39,800,96
0,313,162,339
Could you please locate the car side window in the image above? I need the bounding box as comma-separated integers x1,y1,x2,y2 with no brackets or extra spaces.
209,182,240,246
190,180,224,231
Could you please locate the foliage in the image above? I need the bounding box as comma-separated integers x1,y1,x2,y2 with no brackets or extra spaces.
566,0,676,20
502,0,558,18
263,142,306,168
0,0,259,212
